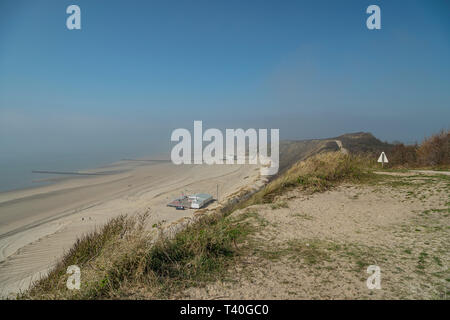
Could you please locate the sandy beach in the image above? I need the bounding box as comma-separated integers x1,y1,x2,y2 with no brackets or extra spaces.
0,160,262,298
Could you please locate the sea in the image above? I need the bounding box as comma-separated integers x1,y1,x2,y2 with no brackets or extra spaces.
0,150,154,193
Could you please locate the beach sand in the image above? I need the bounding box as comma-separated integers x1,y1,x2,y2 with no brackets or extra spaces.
0,160,261,298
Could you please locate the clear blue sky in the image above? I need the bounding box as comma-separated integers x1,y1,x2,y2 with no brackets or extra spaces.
1,0,449,163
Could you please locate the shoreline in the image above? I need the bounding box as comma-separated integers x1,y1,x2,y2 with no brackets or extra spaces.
0,151,170,194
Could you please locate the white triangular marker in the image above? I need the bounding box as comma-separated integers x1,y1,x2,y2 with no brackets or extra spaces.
377,152,388,163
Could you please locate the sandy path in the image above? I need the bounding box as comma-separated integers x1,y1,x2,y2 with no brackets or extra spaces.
0,161,261,298
335,140,349,154
410,170,450,176
375,170,450,177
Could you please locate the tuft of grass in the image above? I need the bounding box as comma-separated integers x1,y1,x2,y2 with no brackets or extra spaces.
270,201,289,210
433,256,443,267
285,240,332,265
254,239,333,265
417,251,429,272
292,212,313,220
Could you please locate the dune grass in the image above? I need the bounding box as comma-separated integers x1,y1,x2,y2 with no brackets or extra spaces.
20,215,135,298
242,152,375,205
20,211,253,299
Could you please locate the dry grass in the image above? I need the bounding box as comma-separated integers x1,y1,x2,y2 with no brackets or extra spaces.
19,214,148,299
242,152,375,205
19,211,253,299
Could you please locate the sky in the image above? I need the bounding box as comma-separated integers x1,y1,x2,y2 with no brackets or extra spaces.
0,0,449,175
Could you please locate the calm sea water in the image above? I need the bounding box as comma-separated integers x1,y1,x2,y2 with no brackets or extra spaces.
0,151,152,193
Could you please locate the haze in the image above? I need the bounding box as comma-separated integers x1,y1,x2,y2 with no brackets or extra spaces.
1,0,449,190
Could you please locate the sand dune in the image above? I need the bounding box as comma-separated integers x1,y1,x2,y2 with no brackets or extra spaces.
0,161,261,298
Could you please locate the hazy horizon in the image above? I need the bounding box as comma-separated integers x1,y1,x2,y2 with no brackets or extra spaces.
1,0,449,191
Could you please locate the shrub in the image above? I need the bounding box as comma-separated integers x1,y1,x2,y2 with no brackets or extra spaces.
417,130,449,167
388,143,418,167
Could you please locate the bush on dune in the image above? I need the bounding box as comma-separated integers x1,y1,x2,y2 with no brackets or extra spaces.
388,144,418,167
417,130,449,167
388,129,449,168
